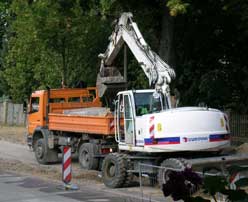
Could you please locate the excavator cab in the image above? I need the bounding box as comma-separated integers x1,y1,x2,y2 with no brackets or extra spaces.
115,89,163,147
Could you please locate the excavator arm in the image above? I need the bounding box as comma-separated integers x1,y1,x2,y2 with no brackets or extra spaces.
97,13,175,105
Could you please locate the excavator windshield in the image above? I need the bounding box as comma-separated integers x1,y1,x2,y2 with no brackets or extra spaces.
134,92,164,116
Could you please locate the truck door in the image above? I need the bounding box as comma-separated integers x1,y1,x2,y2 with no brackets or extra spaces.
123,94,135,145
28,96,43,135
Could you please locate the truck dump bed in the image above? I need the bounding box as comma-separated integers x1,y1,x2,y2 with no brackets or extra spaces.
49,107,115,135
48,112,115,135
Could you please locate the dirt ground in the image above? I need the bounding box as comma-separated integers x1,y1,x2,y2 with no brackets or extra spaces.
0,157,100,185
0,126,100,185
0,126,27,145
236,143,248,153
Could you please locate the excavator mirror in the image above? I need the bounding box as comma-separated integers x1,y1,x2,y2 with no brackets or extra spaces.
152,91,160,99
110,99,117,111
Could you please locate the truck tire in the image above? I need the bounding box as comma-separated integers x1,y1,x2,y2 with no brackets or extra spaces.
102,153,126,188
79,143,99,170
34,138,58,164
34,138,49,164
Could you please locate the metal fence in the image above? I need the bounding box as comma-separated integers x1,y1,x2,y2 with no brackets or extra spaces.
229,113,248,141
138,163,167,202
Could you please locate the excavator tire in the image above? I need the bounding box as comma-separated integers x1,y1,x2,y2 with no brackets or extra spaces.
34,138,58,164
122,154,134,187
79,143,99,170
102,153,127,188
158,158,200,196
158,158,185,188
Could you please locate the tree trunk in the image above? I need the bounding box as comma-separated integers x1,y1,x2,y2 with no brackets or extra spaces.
61,38,67,88
159,6,175,69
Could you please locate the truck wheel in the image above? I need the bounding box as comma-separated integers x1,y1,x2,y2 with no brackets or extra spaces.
34,138,59,164
158,158,185,187
102,153,126,188
34,138,49,164
79,143,99,170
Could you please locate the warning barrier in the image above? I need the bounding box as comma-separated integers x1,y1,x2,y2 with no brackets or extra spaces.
62,145,78,190
62,146,72,184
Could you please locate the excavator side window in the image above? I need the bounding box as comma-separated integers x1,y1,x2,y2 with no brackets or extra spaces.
124,94,134,144
118,95,125,142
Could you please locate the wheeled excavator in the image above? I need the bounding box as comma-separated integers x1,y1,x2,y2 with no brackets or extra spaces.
96,13,232,188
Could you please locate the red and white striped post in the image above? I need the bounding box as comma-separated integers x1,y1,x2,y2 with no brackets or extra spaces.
229,172,243,190
62,143,78,190
62,146,72,184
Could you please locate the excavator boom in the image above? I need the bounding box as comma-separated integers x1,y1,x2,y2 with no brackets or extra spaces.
97,13,175,105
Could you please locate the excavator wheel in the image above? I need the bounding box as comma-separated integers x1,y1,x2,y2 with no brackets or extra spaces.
78,143,99,170
102,153,127,188
158,158,185,188
158,158,200,197
122,154,134,187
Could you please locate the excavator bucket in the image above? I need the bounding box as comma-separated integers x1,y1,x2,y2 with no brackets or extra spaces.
96,66,127,99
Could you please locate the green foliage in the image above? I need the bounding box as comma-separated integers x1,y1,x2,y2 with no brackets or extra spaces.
190,196,210,202
227,165,248,176
0,0,11,97
234,178,248,188
0,0,247,112
174,0,248,112
196,165,248,202
2,0,110,102
203,175,227,196
166,0,190,16
162,164,248,202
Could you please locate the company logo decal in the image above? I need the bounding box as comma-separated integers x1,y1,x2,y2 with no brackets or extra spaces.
182,136,208,143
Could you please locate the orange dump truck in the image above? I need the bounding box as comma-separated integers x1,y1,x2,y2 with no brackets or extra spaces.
27,87,117,169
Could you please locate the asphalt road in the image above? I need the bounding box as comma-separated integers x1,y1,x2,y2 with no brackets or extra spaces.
0,171,149,202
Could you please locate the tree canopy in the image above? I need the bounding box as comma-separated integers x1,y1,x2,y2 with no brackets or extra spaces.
0,0,247,113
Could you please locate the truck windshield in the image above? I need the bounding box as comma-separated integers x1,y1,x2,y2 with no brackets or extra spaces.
134,92,163,116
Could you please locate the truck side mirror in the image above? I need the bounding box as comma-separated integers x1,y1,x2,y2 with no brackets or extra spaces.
23,101,27,113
